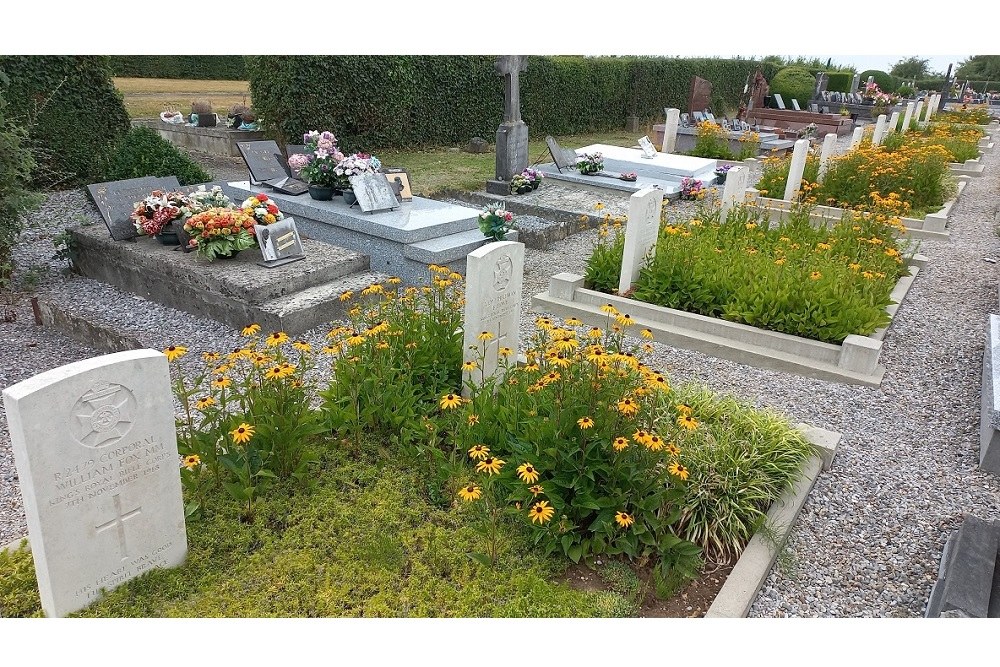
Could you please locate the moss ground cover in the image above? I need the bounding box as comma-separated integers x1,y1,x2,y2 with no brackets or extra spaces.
585,202,913,344
1,266,815,617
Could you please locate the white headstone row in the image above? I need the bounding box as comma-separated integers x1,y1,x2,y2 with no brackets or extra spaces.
784,139,811,201
2,350,188,617
817,133,838,183
619,186,665,293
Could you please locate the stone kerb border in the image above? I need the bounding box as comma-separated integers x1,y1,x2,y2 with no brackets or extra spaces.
1,426,840,619
706,423,840,617
750,180,969,240
978,314,1000,475
533,255,926,387
949,157,985,177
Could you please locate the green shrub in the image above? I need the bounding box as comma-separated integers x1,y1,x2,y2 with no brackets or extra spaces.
770,67,816,106
0,87,42,291
689,120,734,159
0,56,130,186
897,85,915,98
859,69,895,93
825,71,852,93
108,56,246,81
247,56,779,151
102,126,210,185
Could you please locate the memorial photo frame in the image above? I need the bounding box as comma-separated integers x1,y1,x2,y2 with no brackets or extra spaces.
384,169,413,202
255,217,306,268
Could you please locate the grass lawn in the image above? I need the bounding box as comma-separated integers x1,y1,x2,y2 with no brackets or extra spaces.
0,441,636,618
114,77,252,119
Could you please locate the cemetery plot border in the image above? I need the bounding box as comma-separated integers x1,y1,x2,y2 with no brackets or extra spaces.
750,180,969,240
949,158,986,177
533,254,927,387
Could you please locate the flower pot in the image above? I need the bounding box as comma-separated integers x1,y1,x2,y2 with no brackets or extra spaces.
154,230,181,245
343,189,357,205
531,181,540,190
514,185,533,195
308,185,334,201
215,249,241,260
714,172,728,184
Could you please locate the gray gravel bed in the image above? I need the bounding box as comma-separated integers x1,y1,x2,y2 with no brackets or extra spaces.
2,134,999,618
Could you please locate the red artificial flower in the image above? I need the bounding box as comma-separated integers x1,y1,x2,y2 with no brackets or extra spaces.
256,193,268,202
266,204,278,215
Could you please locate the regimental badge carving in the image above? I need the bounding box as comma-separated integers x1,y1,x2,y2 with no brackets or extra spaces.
494,255,513,292
70,382,137,448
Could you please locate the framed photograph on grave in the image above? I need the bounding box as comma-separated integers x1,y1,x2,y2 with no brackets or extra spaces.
384,168,413,202
349,173,399,213
254,218,305,267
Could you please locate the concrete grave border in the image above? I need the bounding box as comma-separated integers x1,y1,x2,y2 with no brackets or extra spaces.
752,180,968,240
533,254,926,387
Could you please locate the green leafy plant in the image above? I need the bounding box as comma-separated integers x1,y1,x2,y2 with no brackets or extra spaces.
0,88,42,294
102,126,210,185
689,121,733,159
770,66,816,107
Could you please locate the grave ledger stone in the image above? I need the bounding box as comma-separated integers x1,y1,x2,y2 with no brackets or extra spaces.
486,56,530,196
2,349,187,617
618,186,665,294
86,176,181,241
462,240,525,396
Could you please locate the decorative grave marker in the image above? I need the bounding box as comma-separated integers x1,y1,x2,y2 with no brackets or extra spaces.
618,186,665,294
349,173,399,213
2,349,187,617
662,108,680,153
773,93,786,109
850,73,861,93
913,100,924,127
236,140,290,184
86,176,181,241
889,111,901,134
462,241,525,396
791,98,801,111
817,133,838,183
688,76,714,116
255,217,305,267
719,165,748,221
784,139,810,201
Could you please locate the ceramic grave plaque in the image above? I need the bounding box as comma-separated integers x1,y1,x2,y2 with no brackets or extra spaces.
618,186,664,294
638,136,658,158
86,176,181,241
349,173,399,213
2,350,187,617
462,241,525,396
255,217,305,267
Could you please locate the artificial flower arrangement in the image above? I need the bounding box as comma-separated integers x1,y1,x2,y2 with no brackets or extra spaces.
182,185,233,217
619,171,638,182
288,130,346,188
679,177,704,200
479,203,514,241
130,190,192,236
182,207,258,260
575,152,604,175
713,164,732,184
862,83,900,116
509,174,533,195
521,167,544,189
334,152,383,190
240,193,285,225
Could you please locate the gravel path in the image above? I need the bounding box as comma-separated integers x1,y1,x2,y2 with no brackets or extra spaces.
2,133,999,617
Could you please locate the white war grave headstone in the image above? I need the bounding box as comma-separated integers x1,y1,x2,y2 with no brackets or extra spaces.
872,114,888,146
662,108,680,153
783,139,811,202
719,165,749,221
888,111,901,134
618,186,665,294
2,349,187,617
462,241,525,396
913,100,924,127
901,101,915,134
850,127,865,150
817,133,838,183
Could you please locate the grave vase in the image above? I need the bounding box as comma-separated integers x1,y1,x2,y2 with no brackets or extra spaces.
154,220,182,246
308,184,334,201
342,189,357,206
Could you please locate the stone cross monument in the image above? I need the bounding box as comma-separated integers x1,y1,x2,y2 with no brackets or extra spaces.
486,55,530,195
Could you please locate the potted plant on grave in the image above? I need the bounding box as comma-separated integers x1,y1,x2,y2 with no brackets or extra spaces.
240,193,285,226
575,152,604,175
713,164,732,184
191,100,216,127
678,177,704,200
521,167,544,190
130,190,193,245
183,207,258,260
289,130,346,201
479,203,514,241
334,152,383,205
509,174,533,195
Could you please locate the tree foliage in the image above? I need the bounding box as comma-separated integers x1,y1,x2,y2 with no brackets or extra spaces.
890,57,931,80
956,55,1000,82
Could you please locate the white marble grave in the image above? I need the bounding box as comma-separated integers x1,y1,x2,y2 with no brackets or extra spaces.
662,108,680,153
574,144,718,181
872,114,889,146
817,133,838,183
901,102,915,134
462,241,525,395
2,350,187,617
850,127,865,150
784,139,811,201
720,166,749,220
618,186,665,294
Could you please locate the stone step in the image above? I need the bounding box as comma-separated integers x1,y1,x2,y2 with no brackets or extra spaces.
403,228,515,265
925,515,1000,617
256,270,387,334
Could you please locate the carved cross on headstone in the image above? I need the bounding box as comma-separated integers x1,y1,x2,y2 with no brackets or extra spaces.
95,493,143,561
496,55,528,123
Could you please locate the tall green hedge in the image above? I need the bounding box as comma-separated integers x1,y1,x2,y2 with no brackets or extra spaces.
0,56,130,186
825,71,852,93
859,69,896,92
109,56,246,81
247,55,779,152
770,67,815,106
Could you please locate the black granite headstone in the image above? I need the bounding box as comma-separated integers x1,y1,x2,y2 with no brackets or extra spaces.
237,140,290,184
86,176,181,241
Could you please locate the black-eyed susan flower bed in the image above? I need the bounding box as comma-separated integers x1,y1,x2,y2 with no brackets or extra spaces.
2,267,826,617
536,203,925,385
754,139,965,238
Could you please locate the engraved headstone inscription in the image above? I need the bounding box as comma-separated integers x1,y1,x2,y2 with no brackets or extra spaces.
86,176,181,241
2,350,187,617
